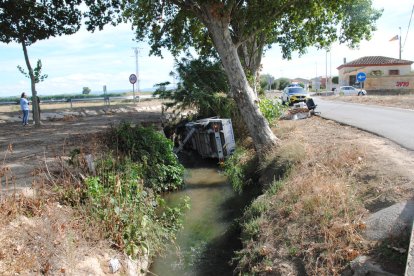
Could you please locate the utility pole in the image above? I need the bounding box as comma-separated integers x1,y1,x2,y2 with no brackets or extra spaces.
325,50,328,91
132,47,141,94
329,49,332,91
399,27,402,60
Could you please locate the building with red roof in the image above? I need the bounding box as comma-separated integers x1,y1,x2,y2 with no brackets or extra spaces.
337,56,414,94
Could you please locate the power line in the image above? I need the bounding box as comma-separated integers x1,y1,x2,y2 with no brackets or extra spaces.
403,3,414,49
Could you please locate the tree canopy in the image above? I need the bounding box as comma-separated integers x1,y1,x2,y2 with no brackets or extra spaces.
0,0,82,46
82,87,92,94
0,0,82,125
85,0,381,63
84,0,381,153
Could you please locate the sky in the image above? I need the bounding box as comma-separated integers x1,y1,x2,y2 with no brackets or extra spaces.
0,0,413,97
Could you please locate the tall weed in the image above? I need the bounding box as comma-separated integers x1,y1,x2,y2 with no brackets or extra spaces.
258,97,287,126
224,148,248,193
80,156,189,259
108,122,184,192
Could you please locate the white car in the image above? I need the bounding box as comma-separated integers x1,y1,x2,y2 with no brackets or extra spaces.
335,86,367,96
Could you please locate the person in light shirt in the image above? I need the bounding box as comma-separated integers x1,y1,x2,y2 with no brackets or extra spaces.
20,92,29,126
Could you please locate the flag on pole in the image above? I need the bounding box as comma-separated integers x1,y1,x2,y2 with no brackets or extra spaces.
389,35,399,41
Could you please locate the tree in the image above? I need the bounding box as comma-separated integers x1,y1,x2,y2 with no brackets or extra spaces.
0,0,82,126
155,56,231,118
332,76,339,84
277,78,291,90
259,74,275,91
82,87,92,94
84,0,381,154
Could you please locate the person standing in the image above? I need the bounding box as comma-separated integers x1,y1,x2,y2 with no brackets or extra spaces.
20,92,29,126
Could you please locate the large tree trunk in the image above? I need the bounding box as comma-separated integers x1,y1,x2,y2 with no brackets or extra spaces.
201,11,278,153
21,40,40,126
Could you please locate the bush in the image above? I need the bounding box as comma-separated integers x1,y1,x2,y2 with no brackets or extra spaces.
109,122,185,192
154,56,232,118
258,97,287,126
277,78,291,90
224,148,249,193
83,156,189,258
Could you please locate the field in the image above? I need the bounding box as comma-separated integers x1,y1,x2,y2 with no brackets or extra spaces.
0,99,139,113
0,99,166,191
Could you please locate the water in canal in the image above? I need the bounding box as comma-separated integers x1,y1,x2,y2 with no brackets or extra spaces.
150,158,246,276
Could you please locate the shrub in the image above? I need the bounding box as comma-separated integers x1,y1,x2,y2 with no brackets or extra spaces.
82,157,189,258
109,123,185,192
258,97,286,126
154,56,231,118
224,148,250,193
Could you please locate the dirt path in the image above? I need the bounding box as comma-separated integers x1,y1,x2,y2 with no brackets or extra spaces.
0,100,166,193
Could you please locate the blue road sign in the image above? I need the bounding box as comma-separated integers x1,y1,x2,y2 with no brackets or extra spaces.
129,74,137,84
356,72,367,82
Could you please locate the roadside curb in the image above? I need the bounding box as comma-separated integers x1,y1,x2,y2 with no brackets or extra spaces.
405,219,414,275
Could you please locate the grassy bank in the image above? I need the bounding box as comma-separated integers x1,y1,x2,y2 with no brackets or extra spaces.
0,123,188,274
232,117,399,275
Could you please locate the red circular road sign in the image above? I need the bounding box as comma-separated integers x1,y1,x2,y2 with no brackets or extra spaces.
129,74,137,84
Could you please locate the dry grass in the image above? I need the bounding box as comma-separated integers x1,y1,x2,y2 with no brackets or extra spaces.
0,193,122,275
237,119,371,275
1,144,15,201
0,137,124,275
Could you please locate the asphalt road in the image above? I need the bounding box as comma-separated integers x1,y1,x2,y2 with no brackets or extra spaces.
314,97,414,151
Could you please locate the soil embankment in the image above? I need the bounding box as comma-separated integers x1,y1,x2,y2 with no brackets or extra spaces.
236,116,414,275
0,101,165,191
0,100,168,275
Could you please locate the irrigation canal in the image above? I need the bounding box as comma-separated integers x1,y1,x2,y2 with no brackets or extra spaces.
150,157,251,275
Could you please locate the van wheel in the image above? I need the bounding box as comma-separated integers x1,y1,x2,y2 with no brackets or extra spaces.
358,91,363,96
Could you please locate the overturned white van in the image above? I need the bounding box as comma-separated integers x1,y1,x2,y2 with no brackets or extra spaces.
175,118,236,161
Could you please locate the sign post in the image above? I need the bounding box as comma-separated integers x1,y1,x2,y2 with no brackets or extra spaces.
129,74,137,103
356,72,366,92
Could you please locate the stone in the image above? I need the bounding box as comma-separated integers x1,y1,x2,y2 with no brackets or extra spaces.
364,200,414,240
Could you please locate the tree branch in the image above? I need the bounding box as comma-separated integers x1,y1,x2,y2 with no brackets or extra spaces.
169,0,202,16
233,0,299,48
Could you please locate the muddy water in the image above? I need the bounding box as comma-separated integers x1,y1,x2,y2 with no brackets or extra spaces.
150,160,244,276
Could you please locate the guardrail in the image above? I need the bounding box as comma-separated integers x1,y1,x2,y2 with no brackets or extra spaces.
0,95,158,108
0,101,19,106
